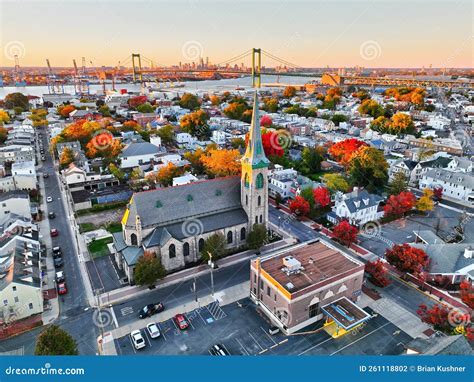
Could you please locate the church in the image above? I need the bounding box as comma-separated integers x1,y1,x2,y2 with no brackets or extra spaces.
112,92,270,283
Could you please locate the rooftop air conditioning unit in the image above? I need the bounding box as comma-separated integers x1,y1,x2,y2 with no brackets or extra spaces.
283,256,301,273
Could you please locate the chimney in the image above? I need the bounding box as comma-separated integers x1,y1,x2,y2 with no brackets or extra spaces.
464,246,473,259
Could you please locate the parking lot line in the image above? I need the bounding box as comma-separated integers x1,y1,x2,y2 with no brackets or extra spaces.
247,332,264,351
185,314,195,330
260,326,277,345
298,336,333,356
279,339,288,345
196,309,208,325
258,348,268,354
235,338,249,355
157,323,167,341
110,307,119,329
329,322,391,356
128,335,137,354
143,329,153,348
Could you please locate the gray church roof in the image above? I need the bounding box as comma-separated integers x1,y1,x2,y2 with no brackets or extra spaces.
119,142,160,158
124,176,242,229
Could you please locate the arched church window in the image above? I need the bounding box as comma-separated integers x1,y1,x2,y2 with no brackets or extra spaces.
260,215,263,223
169,244,176,258
244,173,249,188
130,233,137,246
246,195,248,206
258,196,261,206
183,242,190,257
256,173,264,189
198,238,205,252
255,216,258,224
227,231,233,244
240,227,246,240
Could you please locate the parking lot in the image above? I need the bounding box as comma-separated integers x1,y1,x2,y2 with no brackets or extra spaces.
114,298,412,356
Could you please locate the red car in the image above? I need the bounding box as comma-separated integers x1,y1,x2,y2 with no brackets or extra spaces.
57,282,67,295
50,228,58,237
174,314,189,330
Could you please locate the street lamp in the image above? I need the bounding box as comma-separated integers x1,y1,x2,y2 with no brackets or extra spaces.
207,252,215,298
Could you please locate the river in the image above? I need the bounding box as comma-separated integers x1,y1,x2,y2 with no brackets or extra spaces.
0,75,319,98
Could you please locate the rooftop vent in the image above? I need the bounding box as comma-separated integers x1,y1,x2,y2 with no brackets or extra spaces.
464,246,473,259
155,200,162,208
187,194,193,202
215,189,222,196
283,256,302,273
285,282,295,290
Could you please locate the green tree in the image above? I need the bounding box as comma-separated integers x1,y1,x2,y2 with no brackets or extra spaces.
274,192,283,208
156,124,175,145
322,173,349,193
331,114,347,126
301,146,323,174
389,172,408,195
134,251,166,287
179,93,200,110
223,102,248,120
59,147,75,168
5,92,29,110
348,146,388,192
35,325,78,355
230,137,245,149
98,105,111,117
300,187,315,210
136,103,154,113
108,163,125,181
201,233,227,261
263,98,279,113
247,224,268,252
358,99,385,118
180,109,210,140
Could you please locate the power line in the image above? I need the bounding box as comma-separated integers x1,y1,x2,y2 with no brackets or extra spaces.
215,50,252,67
262,50,302,69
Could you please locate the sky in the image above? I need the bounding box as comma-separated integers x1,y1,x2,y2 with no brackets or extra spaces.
0,0,472,68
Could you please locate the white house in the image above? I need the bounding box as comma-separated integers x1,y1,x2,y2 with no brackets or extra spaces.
211,130,226,145
419,168,474,204
172,173,198,186
328,188,384,226
0,145,35,165
11,161,37,190
176,132,196,146
0,191,31,219
389,159,423,186
119,142,163,169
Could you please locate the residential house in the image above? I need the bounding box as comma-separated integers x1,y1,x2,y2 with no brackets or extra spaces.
419,168,474,204
0,191,31,219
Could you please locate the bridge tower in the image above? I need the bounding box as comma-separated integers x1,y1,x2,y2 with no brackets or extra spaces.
251,48,261,88
132,53,143,83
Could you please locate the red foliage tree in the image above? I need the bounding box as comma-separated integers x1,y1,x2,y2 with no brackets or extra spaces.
289,196,310,218
313,187,331,208
128,95,148,108
328,138,367,167
433,186,443,201
365,259,391,287
417,304,452,332
384,191,416,217
260,115,273,127
261,131,284,157
332,220,358,247
460,280,474,309
385,243,429,275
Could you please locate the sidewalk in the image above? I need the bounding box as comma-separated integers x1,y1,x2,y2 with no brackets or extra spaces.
101,281,250,355
98,236,296,306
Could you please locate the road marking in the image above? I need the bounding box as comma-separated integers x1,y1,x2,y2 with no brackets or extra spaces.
120,306,133,316
185,313,195,330
196,308,208,325
235,338,249,355
247,332,264,351
279,339,288,345
143,329,153,348
110,307,119,328
260,326,277,345
258,348,268,354
157,323,167,341
128,334,137,354
298,336,333,356
330,322,391,356
270,344,278,349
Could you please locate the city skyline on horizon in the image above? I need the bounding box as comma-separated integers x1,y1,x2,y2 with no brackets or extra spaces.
1,0,472,69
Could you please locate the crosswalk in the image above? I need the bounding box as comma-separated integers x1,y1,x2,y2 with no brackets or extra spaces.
120,306,134,316
207,300,227,320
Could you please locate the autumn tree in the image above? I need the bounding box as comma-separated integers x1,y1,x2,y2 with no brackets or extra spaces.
283,86,297,98
35,325,78,355
385,244,429,275
156,124,175,145
322,173,349,193
0,109,11,125
261,131,285,158
365,259,391,287
313,187,331,208
108,163,125,181
263,97,279,113
389,171,408,195
332,220,358,247
0,127,8,144
383,191,416,218
151,163,183,187
136,103,154,113
348,146,388,192
433,186,443,201
328,138,367,168
459,280,474,309
5,92,29,110
210,95,220,106
200,148,241,177
358,99,385,118
57,104,76,118
128,95,147,108
134,251,166,287
85,133,122,159
183,148,205,175
289,196,310,218
179,93,201,110
370,112,415,135
59,147,75,168
260,115,273,127
223,101,249,121
180,109,210,139
416,188,434,212
201,233,227,261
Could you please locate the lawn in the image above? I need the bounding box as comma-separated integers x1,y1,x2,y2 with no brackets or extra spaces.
87,237,113,258
79,222,96,233
106,222,122,233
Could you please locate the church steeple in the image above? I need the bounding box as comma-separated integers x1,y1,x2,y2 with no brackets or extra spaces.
242,92,270,169
241,91,269,229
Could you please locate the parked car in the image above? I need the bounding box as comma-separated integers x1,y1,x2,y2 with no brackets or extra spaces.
52,246,62,257
55,271,65,283
130,330,146,350
208,344,230,356
46,196,53,203
138,303,164,319
173,314,189,330
146,323,161,339
50,228,58,237
41,156,46,161
48,212,55,219
43,173,49,178
57,282,67,295
53,256,64,268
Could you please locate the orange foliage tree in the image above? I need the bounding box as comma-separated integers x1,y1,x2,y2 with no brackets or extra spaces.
200,149,241,177
85,132,122,159
328,138,367,167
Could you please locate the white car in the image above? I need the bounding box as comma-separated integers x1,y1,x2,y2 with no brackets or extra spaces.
130,330,146,350
46,196,53,203
146,323,160,339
